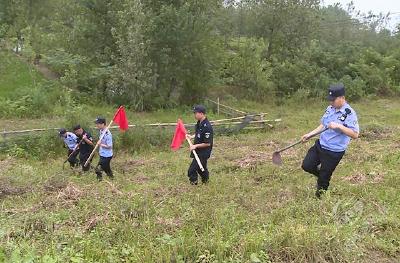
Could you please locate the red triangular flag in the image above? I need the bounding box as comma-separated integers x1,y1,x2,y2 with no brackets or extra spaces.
113,106,129,131
171,119,187,150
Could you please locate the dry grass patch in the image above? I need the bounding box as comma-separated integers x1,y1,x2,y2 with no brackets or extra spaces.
0,177,31,199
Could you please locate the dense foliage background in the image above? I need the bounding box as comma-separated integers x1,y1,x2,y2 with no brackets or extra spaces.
1,0,400,110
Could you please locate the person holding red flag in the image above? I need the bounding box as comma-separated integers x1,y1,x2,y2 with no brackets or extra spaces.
171,118,206,173
186,105,213,185
84,106,129,181
171,105,213,184
94,117,114,181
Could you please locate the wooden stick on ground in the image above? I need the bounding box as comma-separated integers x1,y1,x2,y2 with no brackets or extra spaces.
0,114,280,135
206,98,247,115
210,113,269,123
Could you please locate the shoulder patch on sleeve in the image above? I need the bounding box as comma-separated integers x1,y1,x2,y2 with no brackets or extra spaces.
323,106,331,115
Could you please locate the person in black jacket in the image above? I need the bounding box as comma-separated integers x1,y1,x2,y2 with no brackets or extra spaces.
186,105,213,185
73,125,94,172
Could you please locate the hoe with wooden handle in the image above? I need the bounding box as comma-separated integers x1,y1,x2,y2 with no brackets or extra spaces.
272,128,328,166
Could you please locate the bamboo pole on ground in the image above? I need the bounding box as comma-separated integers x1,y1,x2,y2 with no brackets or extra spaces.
206,98,247,115
0,116,280,135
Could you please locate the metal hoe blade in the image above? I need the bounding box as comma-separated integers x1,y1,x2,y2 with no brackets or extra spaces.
271,127,329,166
272,151,282,166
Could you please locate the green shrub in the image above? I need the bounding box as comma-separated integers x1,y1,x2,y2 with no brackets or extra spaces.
43,49,87,76
270,42,333,100
115,127,173,153
2,131,64,160
339,75,366,101
221,38,273,101
0,81,66,118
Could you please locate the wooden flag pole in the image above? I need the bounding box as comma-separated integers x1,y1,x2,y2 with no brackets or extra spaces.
84,107,122,167
185,137,205,172
84,120,114,167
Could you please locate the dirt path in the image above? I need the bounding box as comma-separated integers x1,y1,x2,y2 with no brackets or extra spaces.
34,61,60,80
13,52,60,80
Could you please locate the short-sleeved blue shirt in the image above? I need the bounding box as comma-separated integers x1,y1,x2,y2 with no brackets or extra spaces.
320,103,359,152
99,129,113,157
63,132,78,150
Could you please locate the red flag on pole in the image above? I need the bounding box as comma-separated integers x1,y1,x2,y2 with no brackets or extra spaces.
113,106,129,131
171,119,187,150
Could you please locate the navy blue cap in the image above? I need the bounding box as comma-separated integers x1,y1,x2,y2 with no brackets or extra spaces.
327,84,345,101
59,128,67,135
193,105,206,114
95,117,106,124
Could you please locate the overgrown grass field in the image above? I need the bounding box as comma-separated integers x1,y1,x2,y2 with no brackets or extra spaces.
1,97,399,262
1,49,399,262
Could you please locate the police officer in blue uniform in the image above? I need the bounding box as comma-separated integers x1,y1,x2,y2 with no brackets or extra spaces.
59,128,79,168
73,125,94,172
302,84,360,198
187,105,213,185
94,117,114,181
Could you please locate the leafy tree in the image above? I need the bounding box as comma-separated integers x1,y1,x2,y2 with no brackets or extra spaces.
109,0,221,110
247,0,321,60
1,0,400,108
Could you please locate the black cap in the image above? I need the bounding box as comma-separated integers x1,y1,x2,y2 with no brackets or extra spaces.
59,128,67,135
95,117,106,124
193,105,206,114
327,84,345,101
73,124,81,131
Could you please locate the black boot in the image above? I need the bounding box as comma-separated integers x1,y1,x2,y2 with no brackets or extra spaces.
190,180,198,185
95,167,103,181
96,174,103,181
315,184,325,199
106,171,114,180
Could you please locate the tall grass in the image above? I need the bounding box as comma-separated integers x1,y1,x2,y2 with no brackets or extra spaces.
0,99,399,262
